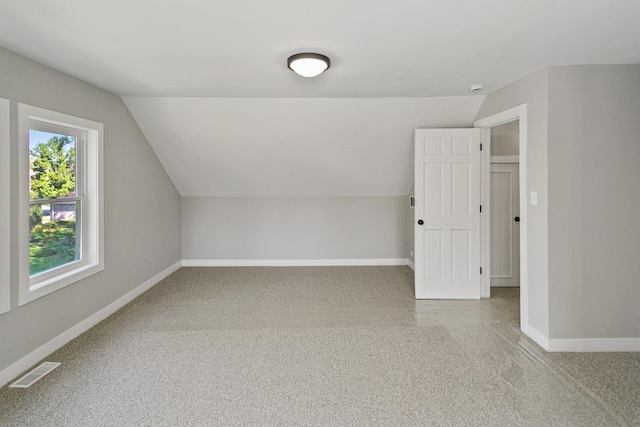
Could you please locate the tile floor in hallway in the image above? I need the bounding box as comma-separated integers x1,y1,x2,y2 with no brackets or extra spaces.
1,266,639,426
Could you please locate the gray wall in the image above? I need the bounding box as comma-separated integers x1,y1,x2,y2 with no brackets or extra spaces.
491,121,520,156
0,47,182,372
182,197,407,260
477,64,640,342
475,68,550,338
547,64,640,339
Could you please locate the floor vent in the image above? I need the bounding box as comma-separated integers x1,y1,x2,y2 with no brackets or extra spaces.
9,362,61,388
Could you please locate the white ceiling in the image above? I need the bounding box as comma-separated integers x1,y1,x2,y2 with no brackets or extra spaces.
0,0,638,97
1,0,638,197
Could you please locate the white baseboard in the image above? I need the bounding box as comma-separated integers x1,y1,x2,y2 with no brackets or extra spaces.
407,259,415,271
0,260,182,388
522,324,640,352
547,338,640,352
523,324,549,351
182,258,410,267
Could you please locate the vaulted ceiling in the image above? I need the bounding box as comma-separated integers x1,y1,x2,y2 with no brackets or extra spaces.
123,97,484,196
1,0,638,196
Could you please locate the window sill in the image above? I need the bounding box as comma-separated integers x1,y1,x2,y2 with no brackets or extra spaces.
19,262,104,306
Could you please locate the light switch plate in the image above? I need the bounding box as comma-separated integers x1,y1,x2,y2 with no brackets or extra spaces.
530,191,538,205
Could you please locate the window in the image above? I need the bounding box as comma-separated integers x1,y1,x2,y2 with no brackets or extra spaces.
18,104,103,305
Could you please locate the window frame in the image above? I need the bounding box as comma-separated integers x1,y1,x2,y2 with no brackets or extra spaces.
28,124,85,282
18,104,104,305
0,98,9,316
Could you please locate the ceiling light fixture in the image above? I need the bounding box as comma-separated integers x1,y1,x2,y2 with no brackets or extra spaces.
287,53,330,78
469,84,485,92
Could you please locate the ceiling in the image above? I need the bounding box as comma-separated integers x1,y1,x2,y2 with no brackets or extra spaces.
1,0,638,197
0,0,637,97
123,97,484,196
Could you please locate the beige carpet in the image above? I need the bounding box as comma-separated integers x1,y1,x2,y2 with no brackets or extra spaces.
1,266,638,426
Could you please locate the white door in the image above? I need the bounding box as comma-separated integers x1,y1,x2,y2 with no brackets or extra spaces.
490,163,520,287
414,129,481,299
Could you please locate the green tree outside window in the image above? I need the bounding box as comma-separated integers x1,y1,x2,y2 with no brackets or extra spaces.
29,135,78,275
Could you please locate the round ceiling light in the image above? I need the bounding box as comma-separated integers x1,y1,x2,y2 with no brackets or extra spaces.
287,53,330,78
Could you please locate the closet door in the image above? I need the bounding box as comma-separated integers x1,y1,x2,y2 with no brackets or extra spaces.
490,163,520,287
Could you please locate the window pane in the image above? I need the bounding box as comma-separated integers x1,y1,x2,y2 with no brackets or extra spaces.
29,200,79,276
28,130,76,200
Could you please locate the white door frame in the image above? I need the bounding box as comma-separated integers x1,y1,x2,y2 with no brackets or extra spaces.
474,104,528,332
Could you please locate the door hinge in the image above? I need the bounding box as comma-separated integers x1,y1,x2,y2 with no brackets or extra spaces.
480,143,483,151
480,267,483,274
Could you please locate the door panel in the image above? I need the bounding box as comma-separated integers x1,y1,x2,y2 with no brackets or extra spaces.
490,163,520,287
424,164,443,213
452,163,470,214
415,129,481,299
451,230,471,281
425,230,442,279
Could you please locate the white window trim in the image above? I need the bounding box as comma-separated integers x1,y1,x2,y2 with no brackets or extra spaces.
18,104,104,306
0,98,9,315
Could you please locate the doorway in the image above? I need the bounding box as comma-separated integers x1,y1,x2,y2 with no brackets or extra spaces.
474,104,528,334
489,121,520,288
413,105,529,334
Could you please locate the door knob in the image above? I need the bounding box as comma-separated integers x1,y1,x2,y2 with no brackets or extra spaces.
417,219,424,225
514,217,520,222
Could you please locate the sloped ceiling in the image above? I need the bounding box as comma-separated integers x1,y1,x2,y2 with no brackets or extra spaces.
123,97,484,196
1,0,639,197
